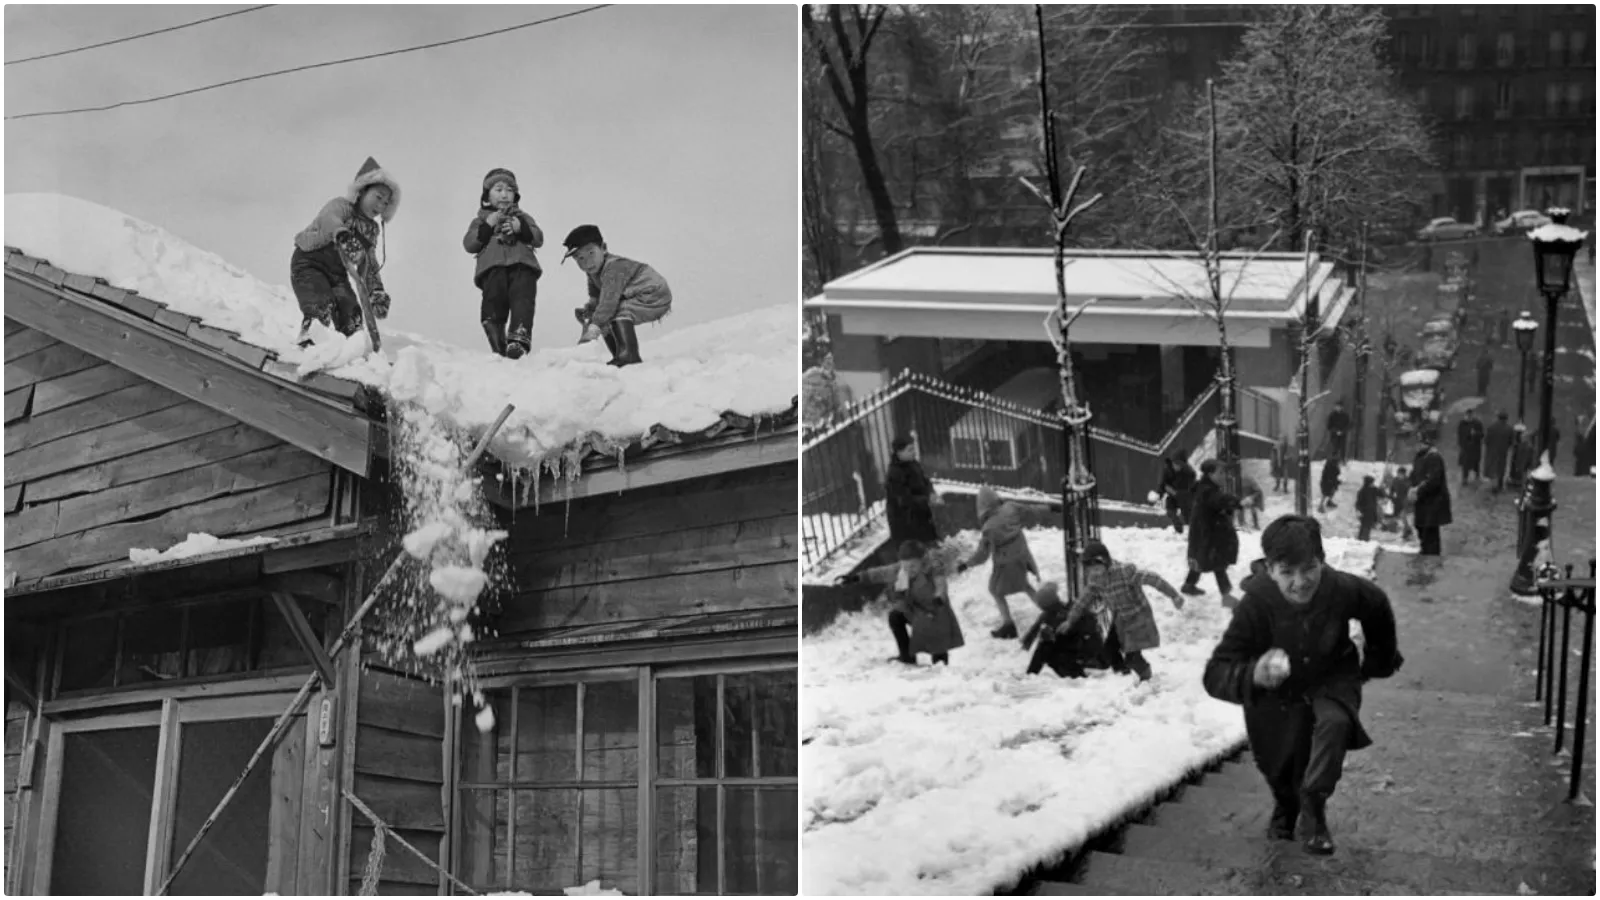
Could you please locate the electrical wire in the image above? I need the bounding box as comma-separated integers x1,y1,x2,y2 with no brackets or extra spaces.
5,5,276,66
6,5,612,122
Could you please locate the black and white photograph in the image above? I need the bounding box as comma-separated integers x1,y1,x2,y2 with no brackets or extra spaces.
801,4,1595,895
4,4,799,896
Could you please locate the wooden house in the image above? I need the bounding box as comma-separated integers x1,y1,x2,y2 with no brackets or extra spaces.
3,246,800,895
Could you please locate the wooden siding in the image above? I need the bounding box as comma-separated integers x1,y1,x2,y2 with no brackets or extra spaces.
348,670,446,895
3,701,26,890
497,463,797,637
3,324,335,583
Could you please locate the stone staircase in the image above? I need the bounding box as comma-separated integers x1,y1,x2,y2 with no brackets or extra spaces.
1019,685,1595,896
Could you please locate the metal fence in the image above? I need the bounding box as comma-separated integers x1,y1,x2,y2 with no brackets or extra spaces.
801,370,1229,571
1535,563,1596,802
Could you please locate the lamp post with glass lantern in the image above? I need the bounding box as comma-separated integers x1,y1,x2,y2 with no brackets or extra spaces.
1512,311,1538,424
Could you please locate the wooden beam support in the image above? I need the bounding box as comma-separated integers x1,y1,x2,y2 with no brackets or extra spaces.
5,667,39,710
4,271,373,476
262,571,344,606
270,591,339,688
486,429,798,510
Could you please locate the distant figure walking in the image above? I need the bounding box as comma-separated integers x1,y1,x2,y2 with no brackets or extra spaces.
1158,451,1198,534
1496,309,1511,347
1483,412,1515,492
1318,457,1342,512
1325,402,1352,462
1457,409,1484,483
1182,459,1242,607
1386,467,1415,541
1408,431,1453,556
1475,352,1493,397
1355,475,1381,541
1271,436,1292,493
884,436,939,552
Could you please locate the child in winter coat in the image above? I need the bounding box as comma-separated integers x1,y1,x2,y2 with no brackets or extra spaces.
1355,475,1381,541
1386,468,1414,541
1055,540,1184,682
838,539,965,666
1237,476,1265,530
1021,582,1115,678
1318,457,1341,512
464,168,545,358
290,157,399,346
1203,515,1403,855
956,486,1038,639
563,225,673,368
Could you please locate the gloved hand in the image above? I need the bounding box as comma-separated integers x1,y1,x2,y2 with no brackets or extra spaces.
955,562,969,574
369,290,390,319
579,322,602,344
573,307,590,325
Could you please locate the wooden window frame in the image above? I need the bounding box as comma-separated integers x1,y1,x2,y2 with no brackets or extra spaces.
28,690,306,895
449,658,797,897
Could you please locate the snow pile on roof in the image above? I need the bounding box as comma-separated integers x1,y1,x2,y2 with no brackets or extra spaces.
128,533,278,565
4,194,796,468
802,523,1379,895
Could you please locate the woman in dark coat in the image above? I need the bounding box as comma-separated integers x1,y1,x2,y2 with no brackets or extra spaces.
839,539,964,666
1408,431,1452,557
1456,410,1485,483
1158,451,1198,533
1482,412,1515,492
884,436,938,550
1204,515,1402,855
1182,459,1241,606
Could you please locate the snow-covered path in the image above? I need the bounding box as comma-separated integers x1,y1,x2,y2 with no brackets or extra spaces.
801,524,1379,896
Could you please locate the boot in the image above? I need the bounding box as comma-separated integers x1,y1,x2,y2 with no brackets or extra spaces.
481,321,508,357
1267,790,1299,841
931,653,949,666
1301,793,1334,854
991,622,1018,640
602,329,619,360
887,654,916,666
608,319,643,367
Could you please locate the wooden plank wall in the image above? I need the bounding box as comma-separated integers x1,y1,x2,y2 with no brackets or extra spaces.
3,322,335,582
347,670,446,896
2,701,25,889
497,462,797,637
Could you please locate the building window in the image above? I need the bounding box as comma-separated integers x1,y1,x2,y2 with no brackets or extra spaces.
456,666,799,896
1452,134,1471,168
1396,33,1411,62
1540,133,1555,163
1420,32,1436,67
1496,32,1515,67
1494,79,1513,116
1563,130,1579,161
1547,82,1563,115
1572,30,1590,63
1550,31,1567,67
1455,85,1474,119
1494,132,1511,165
1567,82,1583,116
1458,34,1477,68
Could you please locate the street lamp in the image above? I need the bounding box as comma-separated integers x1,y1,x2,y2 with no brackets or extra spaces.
1512,311,1538,424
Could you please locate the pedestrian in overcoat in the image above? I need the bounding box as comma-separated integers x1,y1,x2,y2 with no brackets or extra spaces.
884,436,939,550
1318,457,1341,512
1271,436,1292,493
1355,476,1381,542
1457,409,1485,483
1182,459,1242,606
1408,432,1452,556
1507,425,1533,487
1203,515,1403,856
1055,541,1184,682
1158,451,1198,533
839,540,964,666
1483,412,1515,491
957,486,1038,639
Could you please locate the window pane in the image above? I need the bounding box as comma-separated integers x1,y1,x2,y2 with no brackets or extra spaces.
59,616,118,692
168,718,274,895
723,671,797,779
258,595,328,670
726,787,798,896
654,786,717,895
461,691,512,784
656,676,718,779
511,789,579,892
52,727,159,895
457,788,509,891
120,607,185,684
583,680,639,782
579,788,638,894
186,600,253,679
517,685,578,782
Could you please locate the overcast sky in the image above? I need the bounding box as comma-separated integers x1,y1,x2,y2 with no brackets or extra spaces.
5,4,798,352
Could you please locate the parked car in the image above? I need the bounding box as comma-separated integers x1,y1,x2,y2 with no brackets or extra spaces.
1493,209,1553,235
1415,314,1459,371
1416,217,1479,242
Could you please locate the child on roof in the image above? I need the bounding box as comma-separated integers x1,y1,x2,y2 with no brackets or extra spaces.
956,485,1038,640
464,168,545,358
290,157,399,346
562,225,673,368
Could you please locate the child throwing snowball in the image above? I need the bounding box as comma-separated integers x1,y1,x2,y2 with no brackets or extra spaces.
956,485,1038,639
1055,541,1184,682
837,540,964,667
291,157,399,346
1203,515,1403,856
464,168,545,358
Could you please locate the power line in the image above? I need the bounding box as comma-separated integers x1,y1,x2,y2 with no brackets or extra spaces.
6,6,276,66
6,5,612,122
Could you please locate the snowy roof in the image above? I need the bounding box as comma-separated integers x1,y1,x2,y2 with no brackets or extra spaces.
5,194,796,478
811,246,1342,319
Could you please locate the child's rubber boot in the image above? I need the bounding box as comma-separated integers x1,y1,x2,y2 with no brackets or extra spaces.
609,319,643,367
990,622,1018,640
481,321,508,357
1267,789,1299,841
1301,794,1334,854
931,653,949,665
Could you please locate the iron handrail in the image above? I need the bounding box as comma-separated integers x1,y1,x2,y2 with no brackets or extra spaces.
1534,563,1596,802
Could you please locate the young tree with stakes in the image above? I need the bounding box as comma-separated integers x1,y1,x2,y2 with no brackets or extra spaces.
1022,4,1104,599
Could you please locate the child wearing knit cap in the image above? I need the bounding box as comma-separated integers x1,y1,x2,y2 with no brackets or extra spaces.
464,168,545,358
1056,540,1185,682
290,157,400,346
956,485,1038,640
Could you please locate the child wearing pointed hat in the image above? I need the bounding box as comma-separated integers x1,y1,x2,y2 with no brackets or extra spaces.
291,157,400,346
464,168,545,358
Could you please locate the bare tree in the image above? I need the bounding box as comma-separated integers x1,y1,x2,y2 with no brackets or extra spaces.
1293,230,1335,515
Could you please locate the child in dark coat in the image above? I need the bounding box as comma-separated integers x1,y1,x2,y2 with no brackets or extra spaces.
1318,457,1341,512
1021,582,1117,678
290,157,399,346
839,540,965,666
1056,541,1184,682
1355,475,1381,541
1203,515,1403,855
465,168,545,358
957,486,1038,639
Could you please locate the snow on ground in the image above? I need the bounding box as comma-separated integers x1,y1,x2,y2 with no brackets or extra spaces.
5,194,795,469
802,524,1379,896
128,533,278,565
1243,457,1418,554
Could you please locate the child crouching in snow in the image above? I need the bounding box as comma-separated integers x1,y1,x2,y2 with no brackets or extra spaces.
465,168,545,358
1203,515,1402,856
956,486,1038,639
290,157,399,346
1021,582,1116,678
837,540,964,666
1054,540,1184,682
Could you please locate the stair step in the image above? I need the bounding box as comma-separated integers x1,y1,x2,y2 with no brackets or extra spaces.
1074,850,1261,896
1117,822,1595,895
1029,881,1129,896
